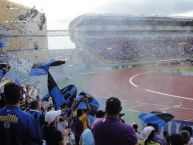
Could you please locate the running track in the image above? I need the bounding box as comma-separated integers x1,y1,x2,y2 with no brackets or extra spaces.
84,67,193,121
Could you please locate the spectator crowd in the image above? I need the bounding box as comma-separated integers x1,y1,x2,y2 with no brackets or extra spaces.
1,29,193,145
0,82,193,145
78,35,193,63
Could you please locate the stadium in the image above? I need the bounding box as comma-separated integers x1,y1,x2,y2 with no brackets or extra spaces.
1,9,193,143
67,14,193,125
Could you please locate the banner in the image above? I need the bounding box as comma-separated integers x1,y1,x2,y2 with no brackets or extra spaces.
142,119,193,137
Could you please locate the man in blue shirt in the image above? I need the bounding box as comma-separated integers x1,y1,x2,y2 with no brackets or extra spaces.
30,100,45,143
0,82,39,145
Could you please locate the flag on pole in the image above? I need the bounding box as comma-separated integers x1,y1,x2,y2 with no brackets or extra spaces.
61,84,77,108
30,60,65,76
48,71,66,110
41,84,77,107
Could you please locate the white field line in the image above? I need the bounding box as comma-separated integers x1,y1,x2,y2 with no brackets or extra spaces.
129,71,193,101
129,71,153,87
131,101,193,111
145,89,193,101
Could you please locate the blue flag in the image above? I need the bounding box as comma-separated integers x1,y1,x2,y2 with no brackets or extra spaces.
48,72,66,110
30,60,65,76
41,84,77,107
76,91,100,116
61,85,77,108
139,112,174,127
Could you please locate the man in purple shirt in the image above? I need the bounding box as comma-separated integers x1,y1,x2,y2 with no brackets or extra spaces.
93,97,137,145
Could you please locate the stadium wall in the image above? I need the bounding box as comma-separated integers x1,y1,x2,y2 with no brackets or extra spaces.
0,0,48,62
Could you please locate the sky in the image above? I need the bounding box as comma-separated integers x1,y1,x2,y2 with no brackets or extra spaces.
9,0,193,29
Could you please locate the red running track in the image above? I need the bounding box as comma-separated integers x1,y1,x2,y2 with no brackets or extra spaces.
84,67,193,121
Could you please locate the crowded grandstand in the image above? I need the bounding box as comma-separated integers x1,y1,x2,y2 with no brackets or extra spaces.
69,15,193,64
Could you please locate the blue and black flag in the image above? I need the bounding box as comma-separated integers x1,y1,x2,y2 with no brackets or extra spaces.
76,91,100,116
139,111,174,127
75,91,100,124
61,85,77,108
47,72,66,110
41,84,77,107
0,63,10,81
30,60,65,76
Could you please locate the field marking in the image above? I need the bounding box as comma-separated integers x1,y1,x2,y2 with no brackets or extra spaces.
129,71,193,101
146,89,193,101
129,71,153,87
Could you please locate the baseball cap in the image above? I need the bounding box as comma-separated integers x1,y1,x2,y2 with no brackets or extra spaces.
45,110,62,124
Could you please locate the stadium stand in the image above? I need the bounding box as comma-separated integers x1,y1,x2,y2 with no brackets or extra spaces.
69,15,193,64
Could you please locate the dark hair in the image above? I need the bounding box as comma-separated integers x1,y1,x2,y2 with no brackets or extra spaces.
163,131,170,145
30,100,40,109
163,131,169,138
144,130,155,145
0,93,5,107
170,133,184,145
106,97,122,116
96,110,105,118
180,130,190,144
147,123,159,133
4,82,23,104
133,123,138,130
182,126,193,136
77,109,84,117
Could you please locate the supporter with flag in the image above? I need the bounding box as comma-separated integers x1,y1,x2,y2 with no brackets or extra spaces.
61,84,77,108
76,91,100,116
73,98,91,145
29,59,66,110
139,111,173,145
76,91,100,124
42,84,77,108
